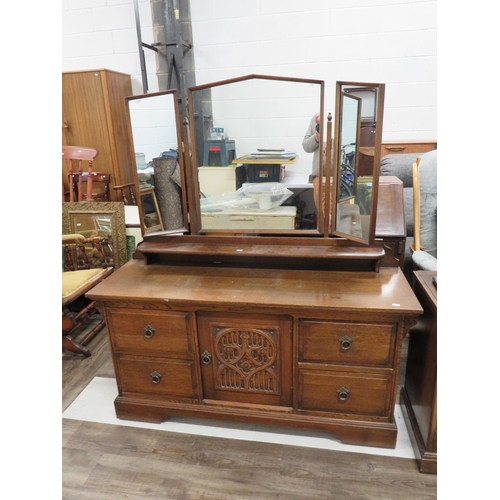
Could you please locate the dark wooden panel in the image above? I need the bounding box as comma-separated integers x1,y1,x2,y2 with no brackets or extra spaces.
401,270,437,473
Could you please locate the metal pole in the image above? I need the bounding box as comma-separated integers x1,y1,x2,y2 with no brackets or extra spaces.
164,0,187,121
133,0,148,93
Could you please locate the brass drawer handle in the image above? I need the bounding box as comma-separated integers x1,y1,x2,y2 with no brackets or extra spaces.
337,387,350,401
385,146,406,152
150,371,162,384
144,325,155,338
339,335,353,350
201,350,212,365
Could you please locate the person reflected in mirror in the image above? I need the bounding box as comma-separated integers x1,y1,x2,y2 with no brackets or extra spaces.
302,113,322,212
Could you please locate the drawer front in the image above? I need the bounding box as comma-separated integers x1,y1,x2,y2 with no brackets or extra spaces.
381,142,436,156
117,356,199,399
107,309,194,357
201,207,296,230
299,320,396,367
298,368,391,416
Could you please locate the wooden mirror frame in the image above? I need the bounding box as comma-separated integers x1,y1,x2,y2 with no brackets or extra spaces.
332,81,386,245
136,77,388,271
124,89,189,237
62,202,127,268
185,74,326,236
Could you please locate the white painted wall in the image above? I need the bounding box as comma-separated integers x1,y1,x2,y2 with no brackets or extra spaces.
188,0,436,141
62,0,156,95
62,0,437,180
62,0,437,166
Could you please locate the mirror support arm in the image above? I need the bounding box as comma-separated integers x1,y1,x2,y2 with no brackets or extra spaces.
182,117,198,234
324,113,334,237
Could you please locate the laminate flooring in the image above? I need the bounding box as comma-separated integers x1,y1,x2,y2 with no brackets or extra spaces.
62,321,438,500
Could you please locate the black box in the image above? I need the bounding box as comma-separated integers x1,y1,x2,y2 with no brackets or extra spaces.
203,140,236,166
246,164,284,183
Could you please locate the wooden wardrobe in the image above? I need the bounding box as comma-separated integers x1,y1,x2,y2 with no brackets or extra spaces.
62,69,136,202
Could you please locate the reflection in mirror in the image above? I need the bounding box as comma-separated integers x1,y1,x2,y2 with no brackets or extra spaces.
187,75,324,235
345,88,377,121
338,93,360,202
334,92,362,238
333,82,385,245
125,91,188,235
62,202,127,268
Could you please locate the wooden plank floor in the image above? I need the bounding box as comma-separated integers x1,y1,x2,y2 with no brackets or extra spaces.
62,322,437,500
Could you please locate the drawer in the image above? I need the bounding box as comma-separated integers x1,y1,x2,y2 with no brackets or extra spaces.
107,309,194,357
201,206,296,230
117,356,200,399
299,320,396,367
298,368,391,416
381,142,436,157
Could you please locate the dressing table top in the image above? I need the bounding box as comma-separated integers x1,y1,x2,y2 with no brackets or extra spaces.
88,260,422,316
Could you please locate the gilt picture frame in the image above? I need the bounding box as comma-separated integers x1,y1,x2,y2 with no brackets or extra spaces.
62,202,127,269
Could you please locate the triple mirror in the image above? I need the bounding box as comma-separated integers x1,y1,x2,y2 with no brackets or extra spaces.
128,76,384,246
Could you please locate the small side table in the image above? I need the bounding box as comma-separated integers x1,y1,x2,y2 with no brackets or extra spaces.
400,270,437,474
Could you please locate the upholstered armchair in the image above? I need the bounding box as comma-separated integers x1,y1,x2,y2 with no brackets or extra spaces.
379,153,422,279
411,150,437,272
380,150,437,282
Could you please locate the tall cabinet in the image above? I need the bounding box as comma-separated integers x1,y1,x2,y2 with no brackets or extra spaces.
62,69,136,202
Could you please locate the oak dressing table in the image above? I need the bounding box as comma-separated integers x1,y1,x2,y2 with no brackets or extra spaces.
89,76,423,449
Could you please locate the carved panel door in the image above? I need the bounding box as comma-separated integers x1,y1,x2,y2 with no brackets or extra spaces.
197,312,293,407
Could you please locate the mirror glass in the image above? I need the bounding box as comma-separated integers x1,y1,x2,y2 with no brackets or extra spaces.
187,75,325,234
332,82,385,244
338,93,360,202
62,201,127,268
125,90,188,235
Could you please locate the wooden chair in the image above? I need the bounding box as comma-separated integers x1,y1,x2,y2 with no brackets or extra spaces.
62,233,114,356
63,146,110,202
71,172,111,202
113,182,137,205
114,182,164,233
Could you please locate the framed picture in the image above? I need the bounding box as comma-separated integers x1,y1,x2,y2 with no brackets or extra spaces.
62,202,127,269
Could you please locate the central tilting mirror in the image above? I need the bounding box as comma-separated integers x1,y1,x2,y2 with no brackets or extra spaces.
186,75,325,235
